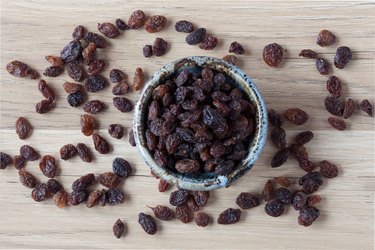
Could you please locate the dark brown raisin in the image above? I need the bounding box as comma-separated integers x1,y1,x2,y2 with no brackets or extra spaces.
39,155,57,178
175,159,200,173
43,66,62,77
326,76,342,98
186,28,206,45
80,114,96,136
273,176,292,188
186,195,199,212
152,38,168,57
113,219,125,238
236,192,260,209
98,189,107,206
60,144,77,160
169,189,189,206
69,190,88,205
148,205,174,221
146,130,158,151
63,82,81,93
113,97,132,112
46,179,62,194
15,117,32,140
328,117,346,130
138,213,157,235
214,160,234,175
72,25,86,40
307,195,321,206
295,131,314,145
298,159,316,173
83,100,105,114
20,145,39,161
82,42,96,65
98,172,121,188
86,190,103,208
88,59,105,75
175,20,194,33
128,10,146,29
334,46,352,69
229,41,245,55
343,98,355,119
193,191,209,207
19,170,37,188
112,82,130,95
217,208,241,224
284,108,308,125
317,30,336,47
270,127,286,149
262,180,275,202
271,148,289,168
319,160,338,178
110,69,125,83
13,155,26,170
85,74,107,92
67,62,84,81
298,207,320,227
35,100,54,114
360,99,373,117
108,124,124,139
324,96,344,116
299,172,323,194
67,91,84,107
210,141,226,158
263,43,283,67
54,190,68,208
45,55,64,67
315,58,330,75
132,67,144,91
106,188,125,205
38,80,55,101
194,212,210,227
97,22,119,38
199,35,218,50
275,188,292,205
290,143,308,162
152,84,170,100
264,200,284,217
6,60,39,79
176,204,191,223
84,32,107,48
143,45,153,57
268,109,283,127
129,129,136,147
144,15,167,33
76,143,92,162
158,179,169,192
31,183,49,202
222,55,238,66
292,191,307,210
115,19,128,30
92,134,110,154
72,173,95,191
299,49,318,59
60,40,82,63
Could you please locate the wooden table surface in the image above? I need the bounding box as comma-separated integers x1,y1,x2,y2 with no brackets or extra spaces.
1,1,374,249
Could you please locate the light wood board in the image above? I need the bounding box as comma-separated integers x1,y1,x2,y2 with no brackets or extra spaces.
1,0,374,249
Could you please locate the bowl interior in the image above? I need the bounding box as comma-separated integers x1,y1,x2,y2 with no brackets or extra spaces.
133,56,267,191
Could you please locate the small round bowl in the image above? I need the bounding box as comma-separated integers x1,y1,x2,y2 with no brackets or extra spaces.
133,56,267,191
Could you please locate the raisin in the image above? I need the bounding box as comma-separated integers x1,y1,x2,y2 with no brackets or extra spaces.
292,191,307,210
290,143,308,162
264,200,284,217
110,69,125,83
54,190,68,208
108,124,124,139
97,22,120,38
317,30,336,47
214,160,234,175
111,157,131,176
67,63,84,81
6,60,39,79
210,142,226,158
144,15,167,33
132,67,144,91
113,97,132,112
15,117,32,140
86,190,103,208
72,25,86,40
319,160,338,178
199,35,218,50
186,28,206,45
328,117,346,131
84,32,107,48
298,207,320,227
222,55,238,66
194,212,210,227
298,159,315,173
31,183,49,202
307,195,321,207
268,109,283,127
299,49,318,59
69,190,88,205
85,74,107,92
106,188,125,205
270,127,286,149
229,41,245,55
99,189,107,206
113,219,125,238
326,76,342,98
63,82,81,93
343,98,355,119
185,195,199,212
38,80,55,101
115,19,128,30
88,59,105,75
60,144,77,160
315,58,330,75
67,91,84,107
98,172,121,188
152,84,170,100
72,173,95,191
284,108,308,125
295,131,314,145
138,213,157,235
43,66,62,77
82,42,96,65
148,205,174,221
35,100,54,113
263,43,283,67
83,100,105,114
112,82,130,95
236,192,260,209
60,40,82,63
18,170,37,188
13,155,26,170
46,179,62,194
275,188,292,205
129,129,136,147
273,176,292,188
128,10,146,29
143,45,153,57
324,96,344,116
169,189,189,206
271,148,289,168
76,143,92,162
176,204,191,223
80,114,96,136
20,145,39,161
360,99,373,117
175,20,194,33
262,180,275,201
299,172,323,194
39,155,57,178
92,134,110,154
45,55,64,67
217,208,241,224
175,159,200,173
334,46,352,69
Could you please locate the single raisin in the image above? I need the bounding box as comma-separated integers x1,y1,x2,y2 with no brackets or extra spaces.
158,179,169,192
186,196,199,212
113,97,132,112
299,49,318,59
217,208,241,224
132,67,144,91
334,46,352,69
307,195,321,206
271,148,289,168
236,192,260,209
6,60,39,79
83,100,105,114
67,91,84,107
38,80,55,101
148,205,174,221
31,183,49,202
45,55,64,67
115,19,128,30
86,190,103,208
222,55,238,66
263,43,283,67
128,10,146,29
292,191,307,210
143,45,153,57
264,200,284,217
284,108,308,125
144,15,167,33
343,98,355,119
199,35,218,50
69,190,88,205
76,143,92,162
153,38,168,57
80,114,96,136
273,176,292,188
275,188,292,205
92,134,110,154
54,190,68,208
98,172,121,188
85,74,107,92
113,219,125,238
328,117,346,131
19,170,37,188
193,191,209,207
15,117,32,140
298,207,320,227
324,96,344,116
46,179,62,194
129,129,136,147
175,20,194,33
176,204,191,223
295,131,314,145
262,180,275,201
229,41,245,55
138,213,157,235
108,124,124,139
169,189,189,206
194,212,210,227
60,144,77,160
39,155,57,178
112,82,130,95
319,160,338,178
35,100,54,114
317,30,336,47
359,99,373,117
97,22,120,38
268,109,283,127
316,58,330,75
14,155,26,170
43,66,62,77
88,59,105,75
20,145,39,161
72,173,95,191
175,159,200,173
270,127,286,149
84,32,107,48
299,172,323,194
106,188,125,205
67,62,84,81
326,76,342,98
72,25,86,40
82,42,96,65
186,28,206,45
63,82,81,93
60,40,82,63
110,69,126,83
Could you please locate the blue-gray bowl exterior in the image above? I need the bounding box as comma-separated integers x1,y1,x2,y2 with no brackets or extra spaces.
133,56,268,191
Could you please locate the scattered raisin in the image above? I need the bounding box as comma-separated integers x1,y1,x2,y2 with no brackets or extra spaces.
270,126,286,149
132,67,144,91
153,38,168,57
54,190,68,208
148,205,174,221
85,74,107,92
222,55,238,66
108,124,124,139
38,80,55,101
15,117,32,140
299,49,318,59
334,46,352,69
176,204,191,223
343,98,355,119
110,69,126,83
229,41,245,55
169,189,189,206
264,200,284,217
106,188,125,205
112,158,132,178
298,207,320,226
113,97,132,112
69,190,88,205
72,25,86,40
67,62,84,81
328,117,346,130
262,180,275,201
326,76,342,98
35,100,54,114
158,179,169,192
97,22,119,38
315,58,330,75
273,176,292,188
13,155,26,170
20,145,39,161
175,20,194,33
39,155,57,178
128,10,147,29
193,191,209,207
292,191,307,210
84,32,107,48
317,30,336,47
284,108,308,125
236,192,260,209
186,28,206,45
263,43,283,67
138,213,157,235
6,60,39,79
275,188,292,205
319,160,338,178
186,196,199,212
359,99,373,117
295,131,314,145
194,212,210,227
113,219,125,238
72,173,95,191
82,42,96,65
88,59,105,75
271,148,289,168
112,82,130,95
83,100,105,114
144,15,167,33
63,81,81,93
31,183,49,202
115,19,128,30
43,66,62,77
217,208,241,224
98,172,121,188
19,170,37,188
67,91,84,107
324,96,344,116
46,179,62,194
86,190,103,208
60,40,82,63
307,195,321,206
143,45,153,57
98,189,107,206
45,55,64,67
199,35,218,50
92,134,110,154
60,144,77,160
76,143,92,162
268,109,283,127
299,172,323,194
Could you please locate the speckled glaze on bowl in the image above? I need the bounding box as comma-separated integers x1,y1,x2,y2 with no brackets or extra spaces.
133,56,267,191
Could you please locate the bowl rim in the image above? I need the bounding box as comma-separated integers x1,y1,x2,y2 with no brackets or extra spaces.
133,56,268,191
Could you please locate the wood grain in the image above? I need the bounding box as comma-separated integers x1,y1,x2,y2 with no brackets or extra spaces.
1,0,374,249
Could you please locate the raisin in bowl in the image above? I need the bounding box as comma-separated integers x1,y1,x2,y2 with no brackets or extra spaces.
134,56,267,191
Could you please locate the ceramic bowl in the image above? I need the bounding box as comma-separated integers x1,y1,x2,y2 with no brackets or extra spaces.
133,56,267,191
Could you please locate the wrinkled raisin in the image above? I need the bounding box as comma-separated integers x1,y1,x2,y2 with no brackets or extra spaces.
129,129,136,147
236,192,260,209
194,212,210,227
113,219,125,238
67,91,84,107
115,19,128,30
35,100,54,114
299,49,318,59
82,42,96,65
45,55,64,67
43,66,62,77
360,99,373,117
85,74,107,92
148,205,174,221
46,179,62,194
108,124,124,139
186,195,199,212
262,180,275,201
169,189,189,206
98,189,107,206
292,191,307,210
110,69,126,83
20,145,39,161
39,155,57,178
315,58,330,75
175,20,194,33
54,190,68,208
273,176,292,188
307,195,321,206
217,208,241,224
299,172,323,194
193,191,209,207
229,41,245,55
92,134,110,154
76,143,92,162
143,45,153,57
80,114,96,136
6,60,39,79
15,117,32,140
63,81,81,93
86,190,103,208
326,76,342,98
72,25,86,40
343,98,355,119
319,160,338,178
138,213,157,235
334,46,352,69
263,43,283,67
271,148,289,168
72,173,95,191
264,200,284,217
317,30,336,47
295,131,314,145
14,155,26,170
144,15,167,33
107,188,125,205
112,82,130,95
31,183,49,202
158,179,169,192
60,144,77,160
132,67,144,90
60,40,82,63
186,28,206,45
275,188,292,205
67,63,84,81
199,35,218,50
222,55,238,66
98,22,119,38
176,204,191,223
38,80,55,101
324,96,344,116
83,100,105,114
19,170,37,188
328,117,346,130
270,127,286,149
69,190,88,205
175,159,200,173
284,108,308,125
298,206,320,226
128,10,146,29
84,32,107,48
98,172,121,188
113,97,132,112
268,109,283,127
